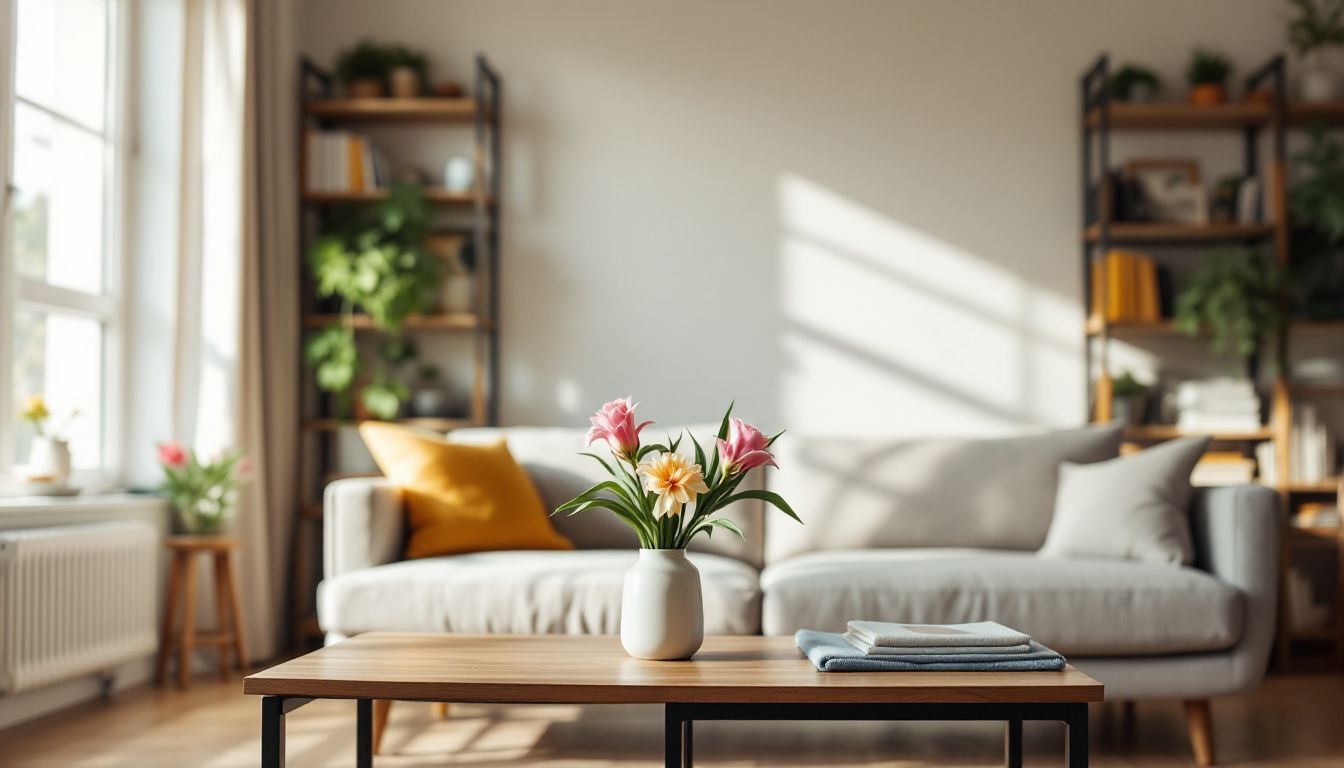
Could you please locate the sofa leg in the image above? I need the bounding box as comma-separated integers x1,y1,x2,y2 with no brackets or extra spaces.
372,699,392,755
1183,699,1214,767
432,702,450,719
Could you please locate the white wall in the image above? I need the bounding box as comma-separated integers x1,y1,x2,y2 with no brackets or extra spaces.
300,0,1288,437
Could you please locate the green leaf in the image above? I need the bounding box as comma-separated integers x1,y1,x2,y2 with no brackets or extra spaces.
726,489,803,525
702,517,746,541
716,401,734,441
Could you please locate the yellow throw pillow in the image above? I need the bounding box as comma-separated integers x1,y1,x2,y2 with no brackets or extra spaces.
358,422,573,559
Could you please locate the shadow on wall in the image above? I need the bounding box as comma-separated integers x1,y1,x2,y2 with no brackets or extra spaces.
776,174,1082,438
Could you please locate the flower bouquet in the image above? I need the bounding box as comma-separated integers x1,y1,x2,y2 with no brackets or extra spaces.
557,398,799,659
157,443,251,535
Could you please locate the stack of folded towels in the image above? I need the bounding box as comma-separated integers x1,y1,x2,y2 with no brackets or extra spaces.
796,620,1066,672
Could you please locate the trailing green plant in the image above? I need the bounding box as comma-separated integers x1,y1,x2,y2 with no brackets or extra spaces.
1288,0,1344,54
1291,124,1344,242
1111,371,1150,398
1174,248,1284,363
304,182,441,417
1109,65,1162,101
334,39,394,85
1186,48,1233,86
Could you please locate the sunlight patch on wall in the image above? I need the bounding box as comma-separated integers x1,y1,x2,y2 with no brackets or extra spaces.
778,174,1081,436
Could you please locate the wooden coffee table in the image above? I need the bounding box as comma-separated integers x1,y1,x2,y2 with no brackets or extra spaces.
244,633,1102,767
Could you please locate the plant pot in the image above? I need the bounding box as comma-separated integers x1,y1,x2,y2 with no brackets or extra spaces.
620,549,703,660
389,66,420,98
1111,395,1149,426
25,436,71,484
346,78,385,99
175,499,231,535
440,274,476,314
442,156,475,194
1188,84,1226,105
409,384,467,418
1128,83,1156,103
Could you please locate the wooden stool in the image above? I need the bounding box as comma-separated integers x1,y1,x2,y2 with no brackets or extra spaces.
154,535,249,687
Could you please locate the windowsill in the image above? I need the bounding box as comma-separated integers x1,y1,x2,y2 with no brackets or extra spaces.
0,492,169,516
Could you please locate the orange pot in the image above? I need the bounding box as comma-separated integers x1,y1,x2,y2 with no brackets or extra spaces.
346,78,385,99
1188,84,1226,105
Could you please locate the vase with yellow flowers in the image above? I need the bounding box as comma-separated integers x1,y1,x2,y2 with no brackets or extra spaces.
557,398,799,660
19,395,78,490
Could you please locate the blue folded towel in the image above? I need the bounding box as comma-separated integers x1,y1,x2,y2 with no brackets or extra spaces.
796,630,1067,672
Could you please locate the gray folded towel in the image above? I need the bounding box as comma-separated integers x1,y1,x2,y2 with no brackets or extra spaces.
847,620,1031,648
843,632,1032,656
797,630,1066,672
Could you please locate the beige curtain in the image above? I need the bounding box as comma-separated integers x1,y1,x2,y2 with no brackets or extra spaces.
174,0,297,661
236,0,299,661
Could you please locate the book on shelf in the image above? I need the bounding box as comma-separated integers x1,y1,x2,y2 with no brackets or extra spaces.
1192,451,1257,487
1090,249,1164,323
1290,404,1338,485
305,130,389,194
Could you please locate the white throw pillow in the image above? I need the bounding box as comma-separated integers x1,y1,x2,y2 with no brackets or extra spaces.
1038,436,1210,565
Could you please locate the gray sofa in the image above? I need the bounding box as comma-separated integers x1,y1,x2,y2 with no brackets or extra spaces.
318,423,1278,765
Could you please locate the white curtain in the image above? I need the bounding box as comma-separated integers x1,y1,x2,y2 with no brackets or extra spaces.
173,0,297,661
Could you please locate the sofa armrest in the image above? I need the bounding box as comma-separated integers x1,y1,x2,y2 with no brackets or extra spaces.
1189,485,1280,690
323,478,404,580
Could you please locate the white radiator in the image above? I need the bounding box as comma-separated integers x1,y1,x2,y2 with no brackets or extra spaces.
0,522,158,694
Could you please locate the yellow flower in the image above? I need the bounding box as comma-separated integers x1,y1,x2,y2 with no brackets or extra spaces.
21,395,49,425
638,453,709,518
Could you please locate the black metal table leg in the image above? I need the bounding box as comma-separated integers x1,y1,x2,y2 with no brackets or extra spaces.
683,718,693,766
1005,717,1023,768
1066,703,1089,768
261,697,284,768
356,699,373,768
664,705,684,767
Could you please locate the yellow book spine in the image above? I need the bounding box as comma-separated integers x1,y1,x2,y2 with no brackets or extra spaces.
348,136,365,192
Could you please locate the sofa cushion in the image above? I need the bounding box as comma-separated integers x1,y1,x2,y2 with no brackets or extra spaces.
450,426,766,567
318,549,760,636
759,549,1242,655
763,424,1122,562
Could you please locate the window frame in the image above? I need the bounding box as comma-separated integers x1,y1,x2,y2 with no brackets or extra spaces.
0,0,132,488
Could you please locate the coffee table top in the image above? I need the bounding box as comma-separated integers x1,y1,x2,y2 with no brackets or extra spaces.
244,633,1103,704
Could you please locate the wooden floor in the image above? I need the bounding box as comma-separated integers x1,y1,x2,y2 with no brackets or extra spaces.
2,672,1343,767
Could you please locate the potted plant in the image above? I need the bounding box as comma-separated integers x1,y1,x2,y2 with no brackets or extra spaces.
335,40,391,98
408,364,466,418
1109,64,1162,103
558,400,799,660
157,442,250,534
387,45,428,98
1187,48,1233,104
305,182,441,418
17,395,78,488
1289,0,1344,101
1110,372,1151,426
1174,247,1285,372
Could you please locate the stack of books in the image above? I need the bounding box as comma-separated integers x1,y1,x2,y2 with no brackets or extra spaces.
305,130,389,194
1090,249,1166,323
1192,451,1258,486
1175,378,1262,433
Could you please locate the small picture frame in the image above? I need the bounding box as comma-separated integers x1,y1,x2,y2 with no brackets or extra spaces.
1124,159,1208,225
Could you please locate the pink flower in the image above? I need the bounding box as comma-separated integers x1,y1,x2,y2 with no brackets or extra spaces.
236,456,253,478
716,417,778,474
585,397,652,458
157,442,187,468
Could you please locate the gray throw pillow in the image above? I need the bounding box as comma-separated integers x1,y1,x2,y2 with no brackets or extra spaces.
1038,436,1210,565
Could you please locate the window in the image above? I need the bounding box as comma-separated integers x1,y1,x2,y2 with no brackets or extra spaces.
1,0,126,484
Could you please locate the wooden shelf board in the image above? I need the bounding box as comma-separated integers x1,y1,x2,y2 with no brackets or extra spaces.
1291,381,1344,395
303,417,477,433
1085,102,1273,131
1085,222,1276,244
1122,425,1274,442
1086,315,1176,337
1286,479,1341,494
1289,101,1344,126
302,313,489,331
302,187,484,205
305,97,478,122
1283,626,1342,640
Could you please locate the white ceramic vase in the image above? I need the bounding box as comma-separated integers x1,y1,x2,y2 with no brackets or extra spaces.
26,436,71,485
620,549,704,660
1301,50,1340,101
